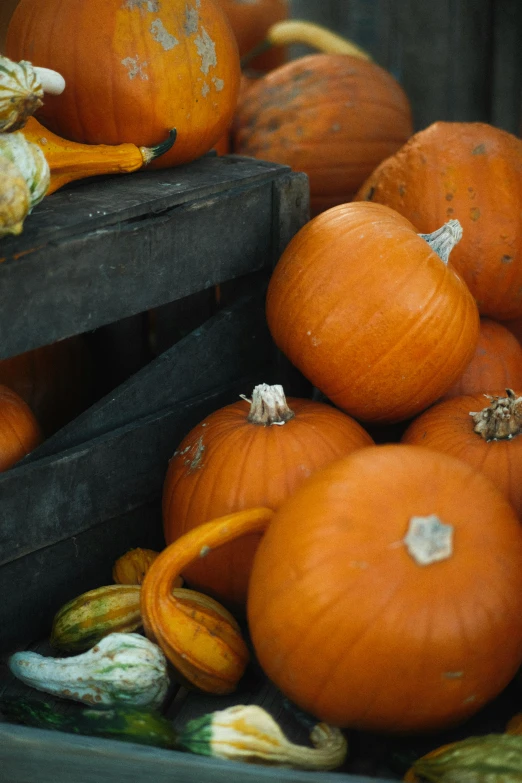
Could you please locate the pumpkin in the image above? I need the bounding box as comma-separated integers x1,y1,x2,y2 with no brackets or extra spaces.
440,317,522,401
246,444,522,731
355,121,522,320
217,0,289,72
232,50,413,214
401,388,522,517
113,548,161,586
6,0,241,169
0,336,94,437
266,202,480,423
0,154,30,236
0,383,41,470
21,117,176,196
162,382,374,607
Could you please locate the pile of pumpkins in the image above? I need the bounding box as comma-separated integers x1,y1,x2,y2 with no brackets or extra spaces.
2,0,522,756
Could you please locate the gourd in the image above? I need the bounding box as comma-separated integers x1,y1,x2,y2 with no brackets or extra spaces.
0,383,41,470
6,0,241,169
50,585,143,653
403,734,522,782
0,154,30,236
233,22,412,215
355,121,522,320
162,382,374,606
439,317,522,401
0,54,65,132
218,0,289,72
0,128,49,208
266,203,480,423
9,632,169,708
22,117,177,196
401,388,522,517
112,548,161,586
145,446,522,732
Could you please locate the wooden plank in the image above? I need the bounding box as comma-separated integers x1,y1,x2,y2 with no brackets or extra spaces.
0,178,276,359
0,723,392,783
490,0,522,133
23,292,271,460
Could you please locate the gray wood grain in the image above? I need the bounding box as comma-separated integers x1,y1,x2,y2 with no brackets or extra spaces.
490,0,522,134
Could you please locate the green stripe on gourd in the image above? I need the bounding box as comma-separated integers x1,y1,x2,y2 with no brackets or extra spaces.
0,131,50,207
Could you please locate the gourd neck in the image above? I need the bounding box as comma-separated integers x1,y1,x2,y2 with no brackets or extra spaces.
243,383,295,426
470,388,522,441
418,219,462,264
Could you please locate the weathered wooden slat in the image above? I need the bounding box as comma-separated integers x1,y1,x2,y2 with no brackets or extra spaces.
0,178,279,359
23,292,271,460
490,0,522,134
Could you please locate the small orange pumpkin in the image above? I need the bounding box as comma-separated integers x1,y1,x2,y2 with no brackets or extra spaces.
113,548,161,586
355,121,522,320
402,388,522,517
6,0,241,168
163,383,373,607
440,317,522,401
0,383,42,470
266,202,480,423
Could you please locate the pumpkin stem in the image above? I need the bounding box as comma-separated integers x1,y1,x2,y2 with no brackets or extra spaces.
470,388,522,441
240,20,372,68
140,507,274,693
140,129,177,165
418,219,463,264
403,515,453,566
244,383,295,426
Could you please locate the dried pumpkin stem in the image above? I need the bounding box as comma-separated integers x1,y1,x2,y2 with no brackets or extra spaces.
470,388,522,441
418,219,463,264
245,383,295,426
139,129,177,165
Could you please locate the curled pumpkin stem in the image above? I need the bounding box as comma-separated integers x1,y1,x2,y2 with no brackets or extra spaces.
418,219,462,264
470,388,522,441
140,507,274,694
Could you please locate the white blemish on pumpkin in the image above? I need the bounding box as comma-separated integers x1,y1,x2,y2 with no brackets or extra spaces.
184,3,199,34
403,515,453,565
443,671,463,679
195,28,217,74
212,76,224,91
202,83,210,97
185,435,205,472
349,561,368,569
121,56,149,80
199,545,211,558
331,123,341,132
150,19,179,50
124,0,161,11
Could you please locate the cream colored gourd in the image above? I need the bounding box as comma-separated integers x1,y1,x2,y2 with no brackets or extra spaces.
0,54,65,132
0,129,49,207
9,632,169,708
0,153,30,236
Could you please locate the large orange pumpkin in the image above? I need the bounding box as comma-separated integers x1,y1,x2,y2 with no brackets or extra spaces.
232,53,413,215
247,444,522,732
217,0,288,72
0,383,42,470
440,317,522,401
402,389,522,517
6,0,241,168
162,383,373,607
266,202,480,423
355,122,522,320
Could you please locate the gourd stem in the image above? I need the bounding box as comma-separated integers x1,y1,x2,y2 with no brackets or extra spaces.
241,20,372,68
140,129,177,165
33,66,66,96
246,383,295,425
418,219,462,264
470,388,522,441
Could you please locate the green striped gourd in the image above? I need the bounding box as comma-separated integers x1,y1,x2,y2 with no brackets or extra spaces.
50,584,142,653
0,129,50,207
0,54,65,133
0,154,31,236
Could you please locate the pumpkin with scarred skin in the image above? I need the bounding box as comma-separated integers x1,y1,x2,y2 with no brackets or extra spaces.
0,383,41,470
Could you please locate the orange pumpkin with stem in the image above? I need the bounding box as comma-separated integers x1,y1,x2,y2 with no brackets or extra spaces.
440,317,522,401
266,202,480,423
0,383,42,470
162,383,373,608
355,121,522,320
6,0,241,168
143,444,522,731
402,388,522,517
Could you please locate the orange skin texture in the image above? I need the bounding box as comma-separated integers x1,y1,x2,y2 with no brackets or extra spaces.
355,121,522,320
247,444,522,732
401,391,522,518
217,0,289,72
266,201,480,423
6,0,241,168
232,53,413,215
440,317,522,401
162,395,373,608
0,384,42,471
